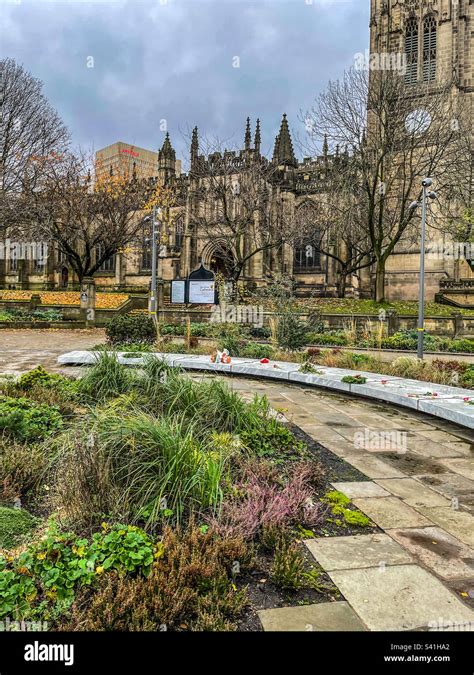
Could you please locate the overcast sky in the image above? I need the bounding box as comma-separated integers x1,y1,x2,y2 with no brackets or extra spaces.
1,0,369,167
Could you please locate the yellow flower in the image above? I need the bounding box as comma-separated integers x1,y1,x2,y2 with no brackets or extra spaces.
154,543,165,560
95,566,105,575
36,552,46,560
101,522,109,531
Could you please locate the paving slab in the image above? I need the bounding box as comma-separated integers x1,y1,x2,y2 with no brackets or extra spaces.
331,481,391,498
375,478,451,508
257,600,366,632
439,457,474,482
329,564,474,631
408,438,466,459
417,473,474,511
418,429,466,444
352,497,432,529
387,526,474,581
371,452,447,477
342,454,406,479
441,441,474,457
416,506,474,547
305,533,413,571
445,579,474,610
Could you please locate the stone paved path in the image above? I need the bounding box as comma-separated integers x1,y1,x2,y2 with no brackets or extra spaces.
222,376,474,631
0,329,105,374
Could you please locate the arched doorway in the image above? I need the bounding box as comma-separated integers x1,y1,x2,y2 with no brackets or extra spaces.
209,250,231,276
202,240,235,279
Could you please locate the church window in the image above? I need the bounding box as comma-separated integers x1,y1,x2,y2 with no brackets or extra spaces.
423,15,437,82
405,17,418,85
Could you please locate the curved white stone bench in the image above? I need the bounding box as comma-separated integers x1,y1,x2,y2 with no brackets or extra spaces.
57,351,474,430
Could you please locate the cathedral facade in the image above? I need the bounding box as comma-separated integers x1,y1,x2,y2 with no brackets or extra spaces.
1,0,472,303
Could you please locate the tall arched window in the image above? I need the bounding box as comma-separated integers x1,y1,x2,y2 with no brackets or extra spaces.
294,239,321,271
423,15,437,82
96,244,115,273
174,216,184,250
405,17,419,85
293,202,321,272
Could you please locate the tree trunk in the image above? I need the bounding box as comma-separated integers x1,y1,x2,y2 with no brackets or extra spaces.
375,260,385,302
337,271,347,298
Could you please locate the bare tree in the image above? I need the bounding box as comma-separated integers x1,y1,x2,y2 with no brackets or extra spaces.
21,151,172,283
0,58,70,230
304,67,471,301
187,135,300,291
295,160,375,298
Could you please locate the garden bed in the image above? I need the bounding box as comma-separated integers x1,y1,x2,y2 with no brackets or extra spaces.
0,360,377,632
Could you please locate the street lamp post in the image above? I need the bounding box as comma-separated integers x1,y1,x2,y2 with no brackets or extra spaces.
146,205,161,324
410,178,437,360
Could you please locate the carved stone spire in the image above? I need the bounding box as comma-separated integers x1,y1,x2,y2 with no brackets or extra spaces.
191,126,199,170
254,118,261,154
273,113,296,167
244,117,252,150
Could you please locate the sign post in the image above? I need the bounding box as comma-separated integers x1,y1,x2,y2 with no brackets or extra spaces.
187,263,217,305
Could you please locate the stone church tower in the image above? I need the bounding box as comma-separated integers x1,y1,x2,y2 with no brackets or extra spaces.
370,1,472,103
370,0,474,302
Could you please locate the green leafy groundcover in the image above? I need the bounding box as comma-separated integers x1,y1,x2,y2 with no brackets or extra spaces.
0,522,154,620
0,309,64,322
0,396,63,441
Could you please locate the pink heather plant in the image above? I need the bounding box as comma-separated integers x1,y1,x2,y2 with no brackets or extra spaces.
212,462,326,539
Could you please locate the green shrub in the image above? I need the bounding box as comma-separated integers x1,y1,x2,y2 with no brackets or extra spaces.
106,313,156,346
53,409,231,529
307,333,348,346
160,324,185,336
447,339,474,354
248,326,271,339
0,521,155,621
0,439,48,505
0,558,38,620
0,396,63,441
77,353,135,403
0,507,36,549
241,343,274,359
382,330,474,354
461,366,474,388
211,323,248,356
270,539,320,591
18,366,58,390
275,314,308,352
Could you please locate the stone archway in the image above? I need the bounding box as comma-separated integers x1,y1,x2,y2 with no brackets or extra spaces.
201,239,236,278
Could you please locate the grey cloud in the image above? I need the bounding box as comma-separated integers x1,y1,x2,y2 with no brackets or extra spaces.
1,0,369,163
